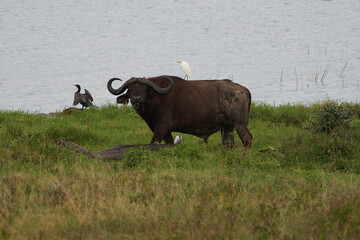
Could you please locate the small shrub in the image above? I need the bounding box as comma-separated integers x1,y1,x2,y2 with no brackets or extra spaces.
306,101,355,135
122,148,150,169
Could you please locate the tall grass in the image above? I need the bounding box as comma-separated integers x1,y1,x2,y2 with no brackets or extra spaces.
0,102,360,239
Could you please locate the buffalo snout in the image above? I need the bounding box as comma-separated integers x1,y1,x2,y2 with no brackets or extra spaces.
131,96,143,104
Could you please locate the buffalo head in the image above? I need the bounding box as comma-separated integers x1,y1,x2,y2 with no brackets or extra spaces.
107,76,174,105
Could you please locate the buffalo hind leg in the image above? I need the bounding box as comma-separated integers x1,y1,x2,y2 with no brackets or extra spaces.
221,127,235,149
235,125,252,148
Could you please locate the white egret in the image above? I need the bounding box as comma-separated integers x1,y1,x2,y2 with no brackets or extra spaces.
177,60,192,80
174,134,183,145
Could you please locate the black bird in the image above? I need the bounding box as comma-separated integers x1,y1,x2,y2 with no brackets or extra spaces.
73,84,94,109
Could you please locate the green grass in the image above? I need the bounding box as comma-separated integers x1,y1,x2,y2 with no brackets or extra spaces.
0,102,360,239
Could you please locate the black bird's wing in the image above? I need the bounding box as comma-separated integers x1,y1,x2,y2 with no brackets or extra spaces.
73,92,80,106
84,89,94,102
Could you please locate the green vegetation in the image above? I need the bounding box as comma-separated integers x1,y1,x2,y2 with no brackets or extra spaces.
1,101,360,239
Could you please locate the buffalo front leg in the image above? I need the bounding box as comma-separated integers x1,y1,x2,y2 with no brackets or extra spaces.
150,124,171,144
163,132,174,145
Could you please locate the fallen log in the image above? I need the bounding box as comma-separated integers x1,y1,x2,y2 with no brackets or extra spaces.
58,140,96,159
58,140,168,160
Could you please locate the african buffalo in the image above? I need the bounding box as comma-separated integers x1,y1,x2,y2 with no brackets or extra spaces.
107,75,252,148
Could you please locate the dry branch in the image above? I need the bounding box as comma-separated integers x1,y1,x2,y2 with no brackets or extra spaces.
58,140,168,160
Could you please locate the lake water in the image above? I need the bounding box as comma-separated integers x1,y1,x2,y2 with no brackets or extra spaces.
1,0,360,113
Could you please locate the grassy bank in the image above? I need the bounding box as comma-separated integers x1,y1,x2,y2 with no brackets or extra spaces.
1,102,360,239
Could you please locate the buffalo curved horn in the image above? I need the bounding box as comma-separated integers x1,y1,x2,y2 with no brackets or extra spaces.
138,76,174,94
107,76,174,95
107,77,133,95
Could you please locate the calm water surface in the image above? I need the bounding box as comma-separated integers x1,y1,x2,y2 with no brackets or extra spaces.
1,0,359,113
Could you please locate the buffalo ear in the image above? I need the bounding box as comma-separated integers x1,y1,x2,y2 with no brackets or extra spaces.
116,95,129,105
